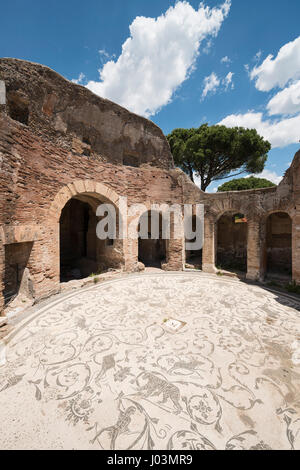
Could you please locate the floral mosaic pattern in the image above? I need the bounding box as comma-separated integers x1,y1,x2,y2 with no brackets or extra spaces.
0,273,300,450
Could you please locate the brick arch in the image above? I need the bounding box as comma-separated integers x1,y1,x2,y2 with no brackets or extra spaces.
127,203,185,271
260,207,295,224
207,198,251,223
48,180,122,223
49,180,126,281
215,208,249,223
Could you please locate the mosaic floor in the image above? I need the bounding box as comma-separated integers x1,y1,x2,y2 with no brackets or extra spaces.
0,273,300,450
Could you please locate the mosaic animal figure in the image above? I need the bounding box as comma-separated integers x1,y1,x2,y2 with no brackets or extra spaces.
91,406,136,449
168,358,205,375
95,354,116,385
137,372,182,414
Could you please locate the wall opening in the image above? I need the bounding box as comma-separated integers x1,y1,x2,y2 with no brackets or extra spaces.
7,92,29,125
266,212,292,279
60,198,98,281
217,213,248,273
185,215,202,269
59,196,124,282
138,211,166,267
4,242,33,304
123,154,140,168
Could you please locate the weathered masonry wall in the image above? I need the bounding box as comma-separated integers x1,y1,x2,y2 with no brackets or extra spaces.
0,58,173,169
198,162,299,282
0,58,300,314
0,59,189,311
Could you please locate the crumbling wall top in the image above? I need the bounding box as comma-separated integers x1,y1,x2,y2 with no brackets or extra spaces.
0,58,174,170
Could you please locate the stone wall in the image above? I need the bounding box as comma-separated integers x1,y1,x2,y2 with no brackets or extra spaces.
0,58,300,314
0,58,173,170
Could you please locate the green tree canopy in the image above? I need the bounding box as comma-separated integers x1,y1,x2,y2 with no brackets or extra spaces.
218,176,276,192
167,124,271,191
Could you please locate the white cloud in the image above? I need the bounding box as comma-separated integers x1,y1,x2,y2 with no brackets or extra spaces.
86,0,231,117
203,39,213,55
202,72,220,99
223,71,234,90
219,111,300,148
248,169,283,185
220,37,300,149
253,50,262,62
99,49,116,61
221,55,231,65
250,36,300,91
201,70,234,100
71,73,86,85
267,79,300,116
98,49,110,59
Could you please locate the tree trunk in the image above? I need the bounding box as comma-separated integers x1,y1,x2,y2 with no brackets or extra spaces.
189,168,194,183
201,180,210,192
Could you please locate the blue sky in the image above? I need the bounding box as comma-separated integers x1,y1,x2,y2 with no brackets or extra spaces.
1,0,300,191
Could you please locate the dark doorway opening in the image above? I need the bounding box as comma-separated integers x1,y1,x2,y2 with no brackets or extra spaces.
185,215,203,270
217,213,248,273
266,212,292,280
59,198,97,281
138,211,166,268
7,92,30,125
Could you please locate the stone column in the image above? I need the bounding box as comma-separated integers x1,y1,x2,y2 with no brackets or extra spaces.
246,219,262,281
163,238,185,271
163,211,185,271
202,216,217,274
29,223,60,301
124,237,139,272
124,211,140,272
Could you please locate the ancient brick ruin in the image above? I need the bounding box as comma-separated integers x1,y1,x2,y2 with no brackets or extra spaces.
0,58,299,313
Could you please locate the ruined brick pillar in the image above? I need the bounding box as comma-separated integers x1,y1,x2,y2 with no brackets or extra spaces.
292,208,300,283
202,216,217,274
246,219,262,281
163,238,185,271
0,82,6,313
0,234,4,314
28,224,60,300
163,210,185,271
124,237,139,272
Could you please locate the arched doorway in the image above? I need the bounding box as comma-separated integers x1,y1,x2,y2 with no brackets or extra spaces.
60,198,97,281
59,195,122,282
217,212,248,273
138,211,166,267
185,215,203,269
265,212,292,279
